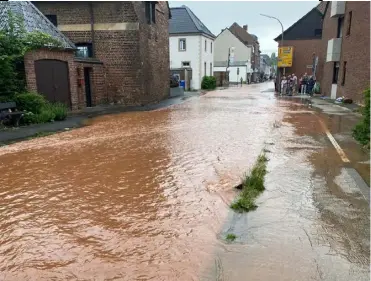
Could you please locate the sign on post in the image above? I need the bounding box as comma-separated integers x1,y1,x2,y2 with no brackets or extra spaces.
277,46,293,68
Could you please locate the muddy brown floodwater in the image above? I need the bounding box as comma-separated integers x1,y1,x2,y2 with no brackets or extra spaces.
0,83,369,281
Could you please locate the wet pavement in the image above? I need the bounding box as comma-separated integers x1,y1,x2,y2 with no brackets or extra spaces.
0,82,369,281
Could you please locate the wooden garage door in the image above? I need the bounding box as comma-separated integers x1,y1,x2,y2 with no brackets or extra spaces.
35,59,71,107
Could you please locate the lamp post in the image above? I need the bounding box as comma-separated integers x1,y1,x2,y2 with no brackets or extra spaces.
260,13,285,93
225,47,234,87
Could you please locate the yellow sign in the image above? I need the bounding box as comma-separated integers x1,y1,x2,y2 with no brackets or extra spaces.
278,46,293,68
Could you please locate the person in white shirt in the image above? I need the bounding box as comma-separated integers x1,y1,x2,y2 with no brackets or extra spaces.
292,73,298,95
281,76,287,95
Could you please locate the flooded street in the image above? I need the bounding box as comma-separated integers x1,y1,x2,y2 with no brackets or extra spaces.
0,82,369,281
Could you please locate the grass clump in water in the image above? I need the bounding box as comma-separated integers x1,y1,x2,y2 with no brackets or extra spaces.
230,153,268,213
225,233,237,241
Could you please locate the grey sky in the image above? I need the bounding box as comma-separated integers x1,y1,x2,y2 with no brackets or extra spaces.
169,1,318,55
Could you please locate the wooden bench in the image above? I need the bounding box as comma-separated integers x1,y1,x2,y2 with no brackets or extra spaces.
0,102,25,126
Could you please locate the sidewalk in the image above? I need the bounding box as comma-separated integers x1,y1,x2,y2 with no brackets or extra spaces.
0,92,199,145
279,94,363,116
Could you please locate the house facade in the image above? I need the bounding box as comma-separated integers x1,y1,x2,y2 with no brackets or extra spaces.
228,23,261,82
321,1,370,104
260,54,272,77
33,1,171,108
169,6,215,90
214,28,253,83
274,2,326,80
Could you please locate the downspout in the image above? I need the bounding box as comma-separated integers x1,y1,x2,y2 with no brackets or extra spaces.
90,2,95,57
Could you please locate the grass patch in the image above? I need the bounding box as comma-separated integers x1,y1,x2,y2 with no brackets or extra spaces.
230,153,268,213
225,233,237,241
352,88,370,148
28,131,55,139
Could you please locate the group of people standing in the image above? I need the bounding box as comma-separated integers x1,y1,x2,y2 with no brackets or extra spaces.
279,73,316,96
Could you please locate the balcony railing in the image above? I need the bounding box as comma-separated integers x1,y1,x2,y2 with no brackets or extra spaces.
326,38,342,62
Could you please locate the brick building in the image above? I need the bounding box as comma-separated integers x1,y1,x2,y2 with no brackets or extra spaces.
229,23,261,82
17,1,171,109
274,2,326,80
320,1,370,104
33,1,171,108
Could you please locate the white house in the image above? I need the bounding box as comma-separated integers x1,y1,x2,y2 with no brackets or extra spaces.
214,28,253,83
260,54,272,77
169,6,215,90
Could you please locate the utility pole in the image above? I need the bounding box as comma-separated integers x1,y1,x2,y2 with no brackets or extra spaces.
260,14,285,91
225,47,234,87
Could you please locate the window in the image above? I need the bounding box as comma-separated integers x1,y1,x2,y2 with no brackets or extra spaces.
314,29,322,37
145,2,156,24
179,39,186,51
210,63,212,76
182,61,190,67
337,16,344,38
346,11,352,36
210,42,213,53
205,40,207,52
341,61,347,86
332,62,340,83
204,62,206,76
45,14,57,27
75,43,93,58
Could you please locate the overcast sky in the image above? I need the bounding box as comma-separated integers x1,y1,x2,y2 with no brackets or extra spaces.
169,1,318,55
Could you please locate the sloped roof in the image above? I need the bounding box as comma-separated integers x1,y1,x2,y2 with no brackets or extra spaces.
0,1,75,49
169,5,215,38
260,54,271,65
274,3,325,41
317,1,327,15
228,22,258,46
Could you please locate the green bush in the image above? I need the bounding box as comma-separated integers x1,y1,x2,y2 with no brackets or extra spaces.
201,76,217,90
38,104,56,123
14,92,47,114
353,88,370,147
15,92,68,124
0,11,63,98
49,102,68,121
22,106,55,124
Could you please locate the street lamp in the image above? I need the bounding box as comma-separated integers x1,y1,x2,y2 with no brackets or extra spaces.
225,47,234,86
260,14,285,77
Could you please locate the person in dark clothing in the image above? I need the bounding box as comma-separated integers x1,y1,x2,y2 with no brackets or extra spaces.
307,76,315,95
301,73,308,94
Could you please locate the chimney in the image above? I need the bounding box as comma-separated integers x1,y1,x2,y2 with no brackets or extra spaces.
243,25,248,31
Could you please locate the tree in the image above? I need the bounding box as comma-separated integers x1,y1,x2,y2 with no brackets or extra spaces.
0,11,62,97
270,52,277,66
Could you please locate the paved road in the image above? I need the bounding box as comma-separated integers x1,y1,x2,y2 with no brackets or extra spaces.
0,82,369,280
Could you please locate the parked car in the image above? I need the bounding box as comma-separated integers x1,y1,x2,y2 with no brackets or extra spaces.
170,74,179,88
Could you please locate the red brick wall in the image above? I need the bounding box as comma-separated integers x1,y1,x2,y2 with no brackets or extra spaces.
320,1,370,104
34,1,170,106
320,2,340,98
278,39,323,79
74,61,107,108
24,49,79,110
133,1,170,104
337,2,370,104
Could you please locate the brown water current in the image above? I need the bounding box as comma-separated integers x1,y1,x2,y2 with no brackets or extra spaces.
0,83,369,281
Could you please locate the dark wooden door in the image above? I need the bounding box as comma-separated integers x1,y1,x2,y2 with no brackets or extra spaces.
84,68,92,107
35,60,71,107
